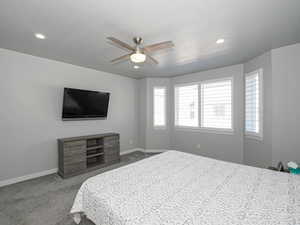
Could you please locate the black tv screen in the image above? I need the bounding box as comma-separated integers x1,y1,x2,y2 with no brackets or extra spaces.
62,88,110,119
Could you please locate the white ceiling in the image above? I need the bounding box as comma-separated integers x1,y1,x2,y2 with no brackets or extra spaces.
0,0,300,79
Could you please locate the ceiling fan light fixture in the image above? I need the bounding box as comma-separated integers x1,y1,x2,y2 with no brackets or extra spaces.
35,33,46,39
216,38,225,44
130,52,146,63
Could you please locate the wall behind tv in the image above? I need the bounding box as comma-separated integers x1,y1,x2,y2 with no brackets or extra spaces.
0,48,139,182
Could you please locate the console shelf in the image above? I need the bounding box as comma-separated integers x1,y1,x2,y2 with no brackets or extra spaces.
86,145,104,150
87,152,104,158
58,133,120,178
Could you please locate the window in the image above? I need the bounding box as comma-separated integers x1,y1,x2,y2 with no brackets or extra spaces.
245,69,263,138
175,84,198,127
201,79,232,130
153,87,166,128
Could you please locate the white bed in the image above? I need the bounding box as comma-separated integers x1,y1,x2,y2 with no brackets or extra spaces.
71,150,300,225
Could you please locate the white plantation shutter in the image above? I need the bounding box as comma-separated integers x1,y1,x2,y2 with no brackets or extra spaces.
245,70,262,136
175,85,198,127
153,87,166,127
201,79,232,129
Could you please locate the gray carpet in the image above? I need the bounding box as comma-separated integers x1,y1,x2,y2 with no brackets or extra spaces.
0,151,158,225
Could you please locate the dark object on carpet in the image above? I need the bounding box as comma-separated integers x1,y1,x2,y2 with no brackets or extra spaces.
268,161,289,173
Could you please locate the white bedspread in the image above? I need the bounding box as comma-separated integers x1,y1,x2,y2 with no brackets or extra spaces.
71,150,300,225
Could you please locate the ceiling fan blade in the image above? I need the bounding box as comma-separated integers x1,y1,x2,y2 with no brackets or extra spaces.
107,37,135,51
146,54,159,64
110,53,131,63
143,41,174,53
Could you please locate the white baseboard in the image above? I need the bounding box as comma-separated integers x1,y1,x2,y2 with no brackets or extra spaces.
121,148,168,154
0,168,58,188
144,149,168,153
0,148,168,188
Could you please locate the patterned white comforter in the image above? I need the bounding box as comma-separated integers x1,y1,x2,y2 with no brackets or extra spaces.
71,150,300,225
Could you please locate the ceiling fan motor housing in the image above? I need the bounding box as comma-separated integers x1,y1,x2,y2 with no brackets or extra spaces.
133,37,143,45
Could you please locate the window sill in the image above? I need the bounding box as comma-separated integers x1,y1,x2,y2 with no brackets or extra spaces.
174,126,234,135
153,126,167,130
245,133,263,141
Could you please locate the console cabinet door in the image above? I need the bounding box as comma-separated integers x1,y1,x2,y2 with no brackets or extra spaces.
64,162,86,175
103,136,120,163
63,140,86,176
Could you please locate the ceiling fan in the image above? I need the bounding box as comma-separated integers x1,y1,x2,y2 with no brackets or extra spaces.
107,37,174,65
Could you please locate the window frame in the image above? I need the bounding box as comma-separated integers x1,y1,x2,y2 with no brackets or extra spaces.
174,82,200,128
200,77,234,133
244,69,263,140
153,86,167,129
174,77,234,134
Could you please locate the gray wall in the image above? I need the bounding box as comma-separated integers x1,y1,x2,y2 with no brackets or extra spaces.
0,48,139,181
271,43,300,165
170,65,244,163
138,78,171,150
243,52,273,168
139,65,245,164
137,79,147,149
2,43,300,182
243,43,300,167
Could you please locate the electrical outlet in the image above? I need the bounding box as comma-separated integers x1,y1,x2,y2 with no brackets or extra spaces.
129,139,133,145
196,144,201,149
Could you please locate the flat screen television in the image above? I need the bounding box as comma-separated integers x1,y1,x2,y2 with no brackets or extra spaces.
62,88,110,120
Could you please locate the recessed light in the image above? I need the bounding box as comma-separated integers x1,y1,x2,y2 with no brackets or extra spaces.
35,33,46,39
216,38,225,44
134,65,140,69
